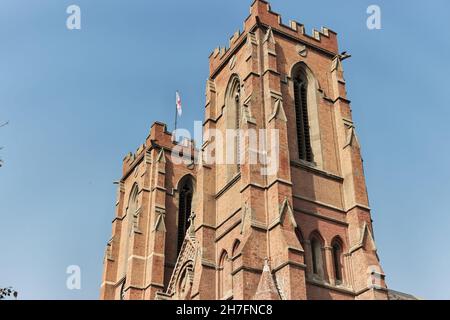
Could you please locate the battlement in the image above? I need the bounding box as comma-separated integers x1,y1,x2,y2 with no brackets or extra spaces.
122,121,196,176
209,0,338,74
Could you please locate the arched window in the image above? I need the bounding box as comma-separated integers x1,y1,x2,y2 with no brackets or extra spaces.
311,238,320,275
293,69,313,162
225,75,242,179
129,186,139,232
218,250,232,299
310,234,324,279
235,86,241,168
175,262,194,300
119,184,138,278
177,176,194,255
332,240,343,284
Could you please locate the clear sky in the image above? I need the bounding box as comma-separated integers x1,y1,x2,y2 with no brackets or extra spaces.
1,0,449,300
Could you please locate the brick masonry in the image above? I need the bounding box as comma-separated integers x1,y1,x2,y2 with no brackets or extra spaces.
100,0,388,300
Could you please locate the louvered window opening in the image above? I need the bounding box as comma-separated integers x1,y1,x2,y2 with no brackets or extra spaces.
294,78,313,162
177,183,193,254
235,89,241,169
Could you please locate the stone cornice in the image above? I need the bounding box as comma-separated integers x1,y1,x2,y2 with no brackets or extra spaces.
215,173,241,199
294,208,348,227
272,261,307,273
215,219,241,242
293,194,345,213
291,160,344,182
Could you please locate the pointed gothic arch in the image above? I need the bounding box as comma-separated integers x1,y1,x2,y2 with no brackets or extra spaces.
291,62,323,167
176,175,195,256
118,183,139,279
331,236,345,285
224,74,242,180
174,261,195,300
218,250,232,299
309,231,325,280
128,184,139,232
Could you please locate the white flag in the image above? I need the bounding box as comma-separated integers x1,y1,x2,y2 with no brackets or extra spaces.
176,91,182,117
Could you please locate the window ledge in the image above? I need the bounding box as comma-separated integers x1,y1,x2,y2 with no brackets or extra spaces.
291,160,343,182
215,172,241,199
306,277,354,295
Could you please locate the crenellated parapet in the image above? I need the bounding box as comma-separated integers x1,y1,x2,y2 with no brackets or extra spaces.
122,122,196,177
209,0,338,75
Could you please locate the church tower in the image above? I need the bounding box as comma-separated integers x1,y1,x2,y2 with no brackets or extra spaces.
100,0,388,300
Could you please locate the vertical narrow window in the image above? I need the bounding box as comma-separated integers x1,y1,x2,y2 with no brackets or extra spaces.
128,186,139,236
120,184,138,279
177,177,193,255
218,251,232,299
294,74,313,162
235,86,241,171
310,235,325,280
218,252,226,299
311,238,320,275
225,76,242,180
332,242,343,284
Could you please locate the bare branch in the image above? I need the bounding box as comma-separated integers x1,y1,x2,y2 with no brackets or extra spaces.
0,121,7,167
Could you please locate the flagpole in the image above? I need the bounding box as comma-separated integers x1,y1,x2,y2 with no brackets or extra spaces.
174,90,179,142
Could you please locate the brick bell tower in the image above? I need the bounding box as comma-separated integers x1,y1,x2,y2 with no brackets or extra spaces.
100,0,388,300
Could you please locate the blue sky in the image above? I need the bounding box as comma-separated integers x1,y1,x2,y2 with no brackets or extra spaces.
0,0,449,300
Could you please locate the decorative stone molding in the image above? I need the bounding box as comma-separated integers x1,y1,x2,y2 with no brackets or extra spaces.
269,198,297,229
229,55,237,70
264,27,276,44
133,206,142,233
269,98,287,122
344,122,360,149
297,44,307,57
145,150,152,164
242,95,256,124
156,148,165,163
279,198,297,228
136,144,145,156
207,78,216,91
240,203,251,235
161,219,200,299
245,32,258,61
153,207,166,232
247,32,258,46
106,237,114,261
349,222,377,254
